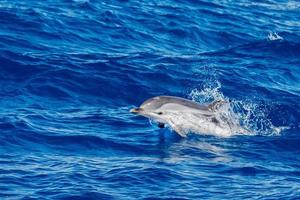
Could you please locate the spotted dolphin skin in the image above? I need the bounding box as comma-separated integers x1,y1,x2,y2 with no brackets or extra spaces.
130,96,246,137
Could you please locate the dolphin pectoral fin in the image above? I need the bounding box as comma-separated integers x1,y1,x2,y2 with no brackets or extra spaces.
172,125,187,137
208,100,227,111
168,119,187,137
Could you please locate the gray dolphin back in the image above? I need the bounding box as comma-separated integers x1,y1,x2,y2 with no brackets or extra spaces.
140,96,208,111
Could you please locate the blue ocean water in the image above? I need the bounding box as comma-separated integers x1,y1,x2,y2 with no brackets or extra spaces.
0,0,300,199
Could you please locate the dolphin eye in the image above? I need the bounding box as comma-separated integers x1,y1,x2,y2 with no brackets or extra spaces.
157,112,163,115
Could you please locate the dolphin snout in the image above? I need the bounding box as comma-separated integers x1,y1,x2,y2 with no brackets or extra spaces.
130,107,142,113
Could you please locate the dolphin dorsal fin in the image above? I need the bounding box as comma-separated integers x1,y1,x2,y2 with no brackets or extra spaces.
208,100,227,111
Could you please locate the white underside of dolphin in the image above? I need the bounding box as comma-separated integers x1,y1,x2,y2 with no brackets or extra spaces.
130,96,248,137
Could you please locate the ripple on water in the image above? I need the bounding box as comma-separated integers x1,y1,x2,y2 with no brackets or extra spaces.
0,0,299,199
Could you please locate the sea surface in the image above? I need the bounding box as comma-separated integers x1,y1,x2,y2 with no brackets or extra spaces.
0,0,300,199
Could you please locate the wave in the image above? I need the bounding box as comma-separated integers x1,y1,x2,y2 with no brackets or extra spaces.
200,36,300,59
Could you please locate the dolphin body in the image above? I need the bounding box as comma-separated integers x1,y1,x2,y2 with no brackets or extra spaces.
130,96,246,137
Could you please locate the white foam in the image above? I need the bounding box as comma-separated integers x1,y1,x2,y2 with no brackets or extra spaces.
268,32,283,41
188,82,287,137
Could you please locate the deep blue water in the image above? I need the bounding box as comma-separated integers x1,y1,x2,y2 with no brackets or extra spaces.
1,0,300,199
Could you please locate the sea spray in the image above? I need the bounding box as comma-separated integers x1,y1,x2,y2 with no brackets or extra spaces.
189,81,287,136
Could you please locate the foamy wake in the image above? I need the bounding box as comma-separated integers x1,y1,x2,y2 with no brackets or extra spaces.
188,81,288,137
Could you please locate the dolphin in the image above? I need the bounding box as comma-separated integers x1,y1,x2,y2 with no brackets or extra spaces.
130,96,247,137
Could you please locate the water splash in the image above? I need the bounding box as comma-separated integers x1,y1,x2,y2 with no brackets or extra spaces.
268,32,283,41
189,81,286,136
